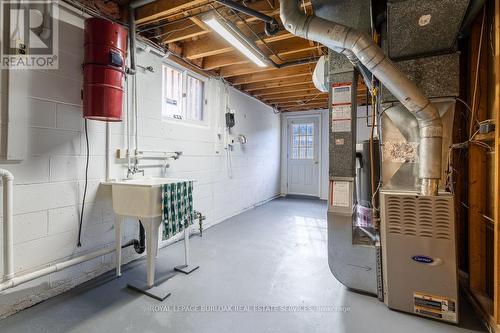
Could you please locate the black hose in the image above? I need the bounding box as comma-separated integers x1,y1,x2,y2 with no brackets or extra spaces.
120,222,146,253
77,120,90,247
134,222,146,254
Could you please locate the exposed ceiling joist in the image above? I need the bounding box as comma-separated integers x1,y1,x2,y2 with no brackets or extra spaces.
135,0,208,25
266,38,321,58
203,52,249,70
266,97,328,106
252,83,318,96
183,34,234,59
278,101,328,108
160,20,209,44
182,32,304,60
219,63,274,78
241,77,314,91
132,0,327,113
263,90,328,101
269,96,328,106
230,64,314,85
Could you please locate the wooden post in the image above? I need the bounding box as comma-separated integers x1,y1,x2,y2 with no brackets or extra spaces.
469,6,489,294
493,0,500,325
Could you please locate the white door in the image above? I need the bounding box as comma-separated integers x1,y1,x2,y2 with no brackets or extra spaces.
287,117,320,197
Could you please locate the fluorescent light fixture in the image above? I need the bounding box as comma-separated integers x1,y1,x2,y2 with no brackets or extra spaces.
203,17,267,67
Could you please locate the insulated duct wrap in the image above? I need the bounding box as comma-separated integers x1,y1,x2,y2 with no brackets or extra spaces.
280,0,443,195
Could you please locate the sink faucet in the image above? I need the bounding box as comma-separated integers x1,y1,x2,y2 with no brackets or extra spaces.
127,158,145,179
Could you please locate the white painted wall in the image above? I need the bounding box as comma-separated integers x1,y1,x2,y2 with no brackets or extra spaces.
0,5,280,317
280,109,329,200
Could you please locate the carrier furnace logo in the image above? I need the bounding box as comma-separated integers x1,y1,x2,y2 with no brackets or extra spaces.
0,0,59,69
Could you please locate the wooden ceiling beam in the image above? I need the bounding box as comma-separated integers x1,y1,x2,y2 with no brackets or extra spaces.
252,83,318,97
273,96,329,103
203,52,249,70
219,63,275,78
278,102,328,109
160,20,209,44
203,50,322,70
182,32,300,60
183,34,234,59
230,64,314,85
267,38,321,58
265,96,328,105
281,104,328,111
241,76,313,91
262,90,325,101
203,47,324,70
159,2,285,43
135,0,208,25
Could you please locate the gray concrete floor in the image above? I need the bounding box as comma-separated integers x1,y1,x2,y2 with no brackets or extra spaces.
0,197,487,332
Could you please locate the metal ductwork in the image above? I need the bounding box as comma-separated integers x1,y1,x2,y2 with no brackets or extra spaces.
280,0,443,196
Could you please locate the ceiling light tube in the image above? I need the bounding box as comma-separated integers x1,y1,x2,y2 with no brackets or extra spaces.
203,17,267,67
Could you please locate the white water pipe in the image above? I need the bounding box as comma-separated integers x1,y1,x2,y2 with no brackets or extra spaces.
0,169,120,292
1,169,14,281
0,245,116,292
106,123,111,182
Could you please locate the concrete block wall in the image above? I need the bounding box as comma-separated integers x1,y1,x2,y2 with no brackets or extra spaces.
0,4,280,318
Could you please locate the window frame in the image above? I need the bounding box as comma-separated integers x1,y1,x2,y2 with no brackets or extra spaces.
290,122,315,160
161,61,208,126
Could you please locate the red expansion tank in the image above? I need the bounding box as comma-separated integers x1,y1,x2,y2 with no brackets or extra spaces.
83,18,127,122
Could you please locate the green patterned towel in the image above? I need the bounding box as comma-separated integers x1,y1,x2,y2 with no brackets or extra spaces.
161,181,194,240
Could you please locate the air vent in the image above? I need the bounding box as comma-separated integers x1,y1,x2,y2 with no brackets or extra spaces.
384,193,453,240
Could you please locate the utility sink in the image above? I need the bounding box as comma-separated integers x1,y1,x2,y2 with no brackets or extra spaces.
106,177,190,218
105,176,198,297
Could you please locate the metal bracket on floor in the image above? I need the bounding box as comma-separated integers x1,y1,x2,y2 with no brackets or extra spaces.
127,280,172,301
174,226,200,274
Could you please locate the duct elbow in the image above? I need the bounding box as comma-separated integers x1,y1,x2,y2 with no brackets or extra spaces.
280,0,308,38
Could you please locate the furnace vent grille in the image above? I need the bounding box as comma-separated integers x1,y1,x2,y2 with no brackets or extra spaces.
384,193,453,240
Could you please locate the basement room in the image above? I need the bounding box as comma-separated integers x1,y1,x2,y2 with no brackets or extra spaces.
0,0,498,332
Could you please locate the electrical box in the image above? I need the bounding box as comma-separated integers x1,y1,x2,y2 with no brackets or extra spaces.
225,112,235,128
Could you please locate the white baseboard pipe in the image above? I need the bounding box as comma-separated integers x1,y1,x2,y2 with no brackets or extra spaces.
0,168,120,293
1,169,14,281
0,245,116,292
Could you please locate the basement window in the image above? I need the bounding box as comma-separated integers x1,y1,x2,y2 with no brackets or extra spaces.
162,64,206,123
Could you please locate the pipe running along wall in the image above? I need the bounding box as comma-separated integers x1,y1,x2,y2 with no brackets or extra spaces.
280,0,443,195
1,169,14,282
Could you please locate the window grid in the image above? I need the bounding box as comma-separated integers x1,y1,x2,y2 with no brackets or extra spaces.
291,123,314,160
162,64,205,122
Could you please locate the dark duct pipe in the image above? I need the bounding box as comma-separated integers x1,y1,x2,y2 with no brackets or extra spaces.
214,0,279,35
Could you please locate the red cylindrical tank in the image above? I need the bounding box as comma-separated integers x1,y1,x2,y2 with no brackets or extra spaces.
83,18,127,122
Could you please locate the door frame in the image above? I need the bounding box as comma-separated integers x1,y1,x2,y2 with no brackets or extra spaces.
283,112,323,197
